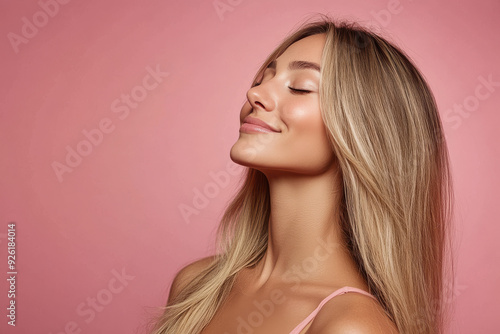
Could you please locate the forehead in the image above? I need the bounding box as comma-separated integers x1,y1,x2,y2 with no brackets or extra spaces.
275,33,326,65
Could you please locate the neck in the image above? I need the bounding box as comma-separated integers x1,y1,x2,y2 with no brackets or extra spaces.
248,165,362,289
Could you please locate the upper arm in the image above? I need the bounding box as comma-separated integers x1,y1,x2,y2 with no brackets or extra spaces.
309,294,399,334
166,255,216,305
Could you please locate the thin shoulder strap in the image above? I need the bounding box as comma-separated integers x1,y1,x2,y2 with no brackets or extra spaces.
288,286,377,334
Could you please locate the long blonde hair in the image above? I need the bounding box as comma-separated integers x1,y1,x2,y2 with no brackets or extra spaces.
149,15,454,334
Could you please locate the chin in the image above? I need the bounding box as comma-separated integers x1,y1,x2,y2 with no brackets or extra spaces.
229,145,255,168
229,144,272,173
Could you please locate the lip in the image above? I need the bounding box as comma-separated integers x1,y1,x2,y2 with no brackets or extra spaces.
240,116,281,134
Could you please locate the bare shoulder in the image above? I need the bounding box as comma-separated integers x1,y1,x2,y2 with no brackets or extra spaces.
308,292,399,334
167,255,216,305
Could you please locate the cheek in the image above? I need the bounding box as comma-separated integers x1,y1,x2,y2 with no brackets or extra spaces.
281,103,333,164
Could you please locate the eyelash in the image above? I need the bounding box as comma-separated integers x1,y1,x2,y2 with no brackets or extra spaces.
288,87,311,94
252,82,311,94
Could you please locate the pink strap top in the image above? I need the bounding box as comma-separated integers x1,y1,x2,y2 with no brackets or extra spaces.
289,286,377,334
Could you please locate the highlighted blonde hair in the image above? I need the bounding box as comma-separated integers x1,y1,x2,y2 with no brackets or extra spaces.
149,15,454,334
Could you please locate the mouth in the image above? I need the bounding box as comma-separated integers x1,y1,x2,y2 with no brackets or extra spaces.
240,116,281,134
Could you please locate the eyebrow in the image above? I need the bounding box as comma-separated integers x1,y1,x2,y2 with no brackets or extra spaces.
267,59,321,72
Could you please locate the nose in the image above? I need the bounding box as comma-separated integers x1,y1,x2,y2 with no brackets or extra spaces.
247,81,276,112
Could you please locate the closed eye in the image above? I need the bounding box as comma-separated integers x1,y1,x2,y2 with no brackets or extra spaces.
251,82,312,94
289,87,311,94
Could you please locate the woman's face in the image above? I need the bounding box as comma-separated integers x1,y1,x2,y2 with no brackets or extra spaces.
230,33,336,176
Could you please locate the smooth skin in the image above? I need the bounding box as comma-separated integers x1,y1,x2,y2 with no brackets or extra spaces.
169,34,399,334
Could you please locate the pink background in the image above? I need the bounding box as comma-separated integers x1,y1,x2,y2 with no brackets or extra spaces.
1,0,499,333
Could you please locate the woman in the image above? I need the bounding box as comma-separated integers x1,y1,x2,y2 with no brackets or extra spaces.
150,16,454,334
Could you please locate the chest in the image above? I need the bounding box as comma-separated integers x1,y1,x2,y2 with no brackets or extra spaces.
200,286,315,334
